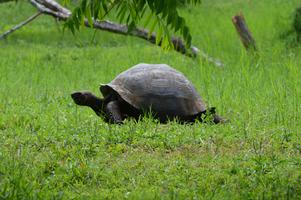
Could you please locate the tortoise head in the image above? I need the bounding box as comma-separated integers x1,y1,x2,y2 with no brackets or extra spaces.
71,91,104,116
71,91,94,106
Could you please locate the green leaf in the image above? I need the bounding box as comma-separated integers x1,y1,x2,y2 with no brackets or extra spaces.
156,26,163,45
143,12,153,28
148,18,158,38
86,7,93,27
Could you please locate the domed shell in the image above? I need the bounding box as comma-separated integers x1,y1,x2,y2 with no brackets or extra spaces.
100,63,206,116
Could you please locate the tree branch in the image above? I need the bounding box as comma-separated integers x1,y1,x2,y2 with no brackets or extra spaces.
29,0,70,19
0,12,42,40
88,20,223,66
29,0,223,67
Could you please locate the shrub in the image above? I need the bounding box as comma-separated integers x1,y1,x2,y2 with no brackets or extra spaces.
293,6,301,40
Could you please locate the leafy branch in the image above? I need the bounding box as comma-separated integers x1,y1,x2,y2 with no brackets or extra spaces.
65,0,201,48
0,0,223,66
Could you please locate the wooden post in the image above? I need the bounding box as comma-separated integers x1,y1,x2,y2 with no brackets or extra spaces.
232,13,257,51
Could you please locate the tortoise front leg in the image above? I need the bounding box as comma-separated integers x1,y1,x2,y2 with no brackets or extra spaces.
105,101,123,124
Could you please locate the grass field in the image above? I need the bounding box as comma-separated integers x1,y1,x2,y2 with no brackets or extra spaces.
0,0,301,199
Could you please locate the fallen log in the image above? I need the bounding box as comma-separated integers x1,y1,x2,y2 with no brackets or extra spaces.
28,0,223,67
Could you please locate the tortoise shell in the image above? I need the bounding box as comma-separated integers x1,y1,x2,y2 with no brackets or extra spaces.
100,63,206,116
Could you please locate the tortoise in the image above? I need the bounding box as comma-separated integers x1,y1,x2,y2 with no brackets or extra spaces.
71,63,225,124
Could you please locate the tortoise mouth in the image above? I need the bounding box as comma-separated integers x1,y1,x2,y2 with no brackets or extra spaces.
71,92,88,105
71,92,82,100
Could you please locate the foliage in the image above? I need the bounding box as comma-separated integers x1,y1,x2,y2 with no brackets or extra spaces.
0,0,16,3
64,0,201,49
293,5,301,40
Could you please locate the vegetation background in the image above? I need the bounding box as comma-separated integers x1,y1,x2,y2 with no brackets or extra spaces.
0,0,301,199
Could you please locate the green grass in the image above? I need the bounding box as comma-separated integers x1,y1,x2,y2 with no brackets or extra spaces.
1,0,301,199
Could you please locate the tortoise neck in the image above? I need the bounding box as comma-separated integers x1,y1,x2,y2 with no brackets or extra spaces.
87,95,104,116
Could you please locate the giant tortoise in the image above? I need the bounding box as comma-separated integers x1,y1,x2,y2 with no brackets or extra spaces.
71,63,225,124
